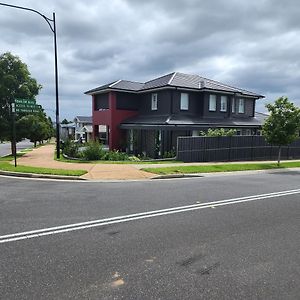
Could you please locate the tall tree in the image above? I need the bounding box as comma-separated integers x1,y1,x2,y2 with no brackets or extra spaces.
262,96,300,165
0,52,41,151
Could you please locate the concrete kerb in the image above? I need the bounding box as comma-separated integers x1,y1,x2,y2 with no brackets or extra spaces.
0,170,87,181
1,167,300,182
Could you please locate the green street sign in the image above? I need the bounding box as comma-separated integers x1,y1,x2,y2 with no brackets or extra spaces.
15,103,41,109
15,98,36,105
14,99,41,113
15,108,41,113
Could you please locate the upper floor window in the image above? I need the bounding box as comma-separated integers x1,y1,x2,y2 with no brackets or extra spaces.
232,98,235,113
180,93,189,110
151,93,158,110
238,98,245,113
220,96,227,112
209,94,216,111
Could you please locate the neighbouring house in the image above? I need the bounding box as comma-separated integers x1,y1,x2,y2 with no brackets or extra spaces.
74,116,93,142
85,72,265,158
60,122,75,141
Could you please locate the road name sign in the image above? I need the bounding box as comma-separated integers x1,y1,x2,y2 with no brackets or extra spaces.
14,99,41,113
15,98,36,105
15,108,41,113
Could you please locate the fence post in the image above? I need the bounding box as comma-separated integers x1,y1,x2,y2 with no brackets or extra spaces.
176,136,179,161
251,135,254,161
228,136,232,161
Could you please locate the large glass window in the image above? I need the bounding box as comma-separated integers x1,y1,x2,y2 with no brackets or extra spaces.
209,94,217,111
180,93,189,110
232,98,235,113
238,99,245,113
220,96,227,112
151,93,158,110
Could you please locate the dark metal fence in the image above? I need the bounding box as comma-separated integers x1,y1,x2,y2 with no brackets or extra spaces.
177,136,300,162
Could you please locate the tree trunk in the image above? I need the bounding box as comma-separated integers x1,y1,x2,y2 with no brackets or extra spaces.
34,141,37,148
277,146,282,166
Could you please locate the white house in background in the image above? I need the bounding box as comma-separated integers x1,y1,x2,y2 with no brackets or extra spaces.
74,116,93,142
60,122,75,140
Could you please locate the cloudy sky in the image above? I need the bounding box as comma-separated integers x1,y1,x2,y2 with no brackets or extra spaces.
1,0,300,120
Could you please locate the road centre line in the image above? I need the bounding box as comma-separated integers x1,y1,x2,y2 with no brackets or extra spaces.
0,188,299,244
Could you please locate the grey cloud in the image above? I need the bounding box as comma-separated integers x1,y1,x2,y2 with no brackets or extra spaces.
0,0,300,120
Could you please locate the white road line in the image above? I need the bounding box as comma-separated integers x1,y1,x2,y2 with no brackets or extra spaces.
0,188,299,244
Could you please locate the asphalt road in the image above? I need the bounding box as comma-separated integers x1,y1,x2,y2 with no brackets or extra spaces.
0,139,33,157
0,171,299,299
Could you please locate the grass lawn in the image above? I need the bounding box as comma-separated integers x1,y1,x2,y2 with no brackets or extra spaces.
0,153,87,177
142,161,300,175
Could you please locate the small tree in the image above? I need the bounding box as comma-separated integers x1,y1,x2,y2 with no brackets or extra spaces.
262,97,300,165
61,118,71,124
18,112,54,147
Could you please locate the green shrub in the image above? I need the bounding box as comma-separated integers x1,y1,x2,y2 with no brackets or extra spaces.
128,155,140,162
82,141,105,160
162,150,176,158
137,153,151,160
104,150,129,161
63,139,79,158
200,128,237,137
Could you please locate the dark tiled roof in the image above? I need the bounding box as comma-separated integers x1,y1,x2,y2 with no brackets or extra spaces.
111,80,144,91
75,116,92,123
85,72,264,98
169,72,261,97
143,73,175,89
84,81,118,94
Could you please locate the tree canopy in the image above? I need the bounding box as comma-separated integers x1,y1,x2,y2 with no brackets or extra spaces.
262,96,300,164
61,118,72,124
0,52,42,141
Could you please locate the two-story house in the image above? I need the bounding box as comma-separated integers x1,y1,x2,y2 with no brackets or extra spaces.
74,116,93,142
85,72,264,157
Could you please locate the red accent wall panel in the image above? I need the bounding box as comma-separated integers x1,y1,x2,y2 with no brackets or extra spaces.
92,92,138,150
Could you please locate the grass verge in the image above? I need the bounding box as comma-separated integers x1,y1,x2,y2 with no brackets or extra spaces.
142,161,300,175
0,153,86,176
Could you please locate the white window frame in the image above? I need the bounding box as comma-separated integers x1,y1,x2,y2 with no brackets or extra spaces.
151,93,158,110
209,94,217,111
238,98,245,114
180,93,189,110
232,98,235,113
220,96,227,112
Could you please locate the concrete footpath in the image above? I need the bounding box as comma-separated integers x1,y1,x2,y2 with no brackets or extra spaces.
15,144,155,180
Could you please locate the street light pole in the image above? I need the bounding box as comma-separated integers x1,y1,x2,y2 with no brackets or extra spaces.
0,2,61,158
53,12,60,159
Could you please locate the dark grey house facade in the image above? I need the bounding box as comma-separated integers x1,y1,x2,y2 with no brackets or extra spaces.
85,72,265,158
